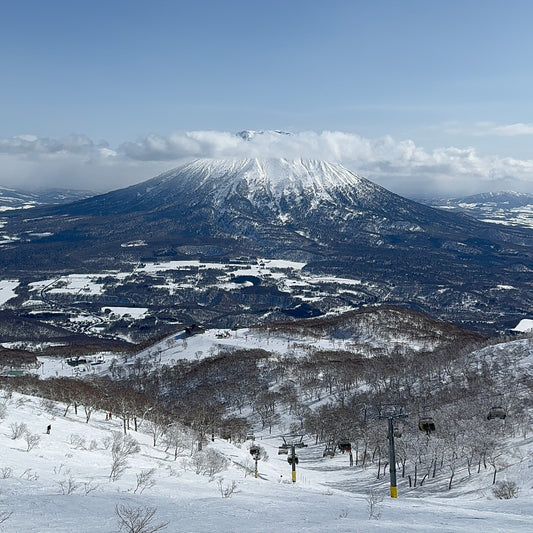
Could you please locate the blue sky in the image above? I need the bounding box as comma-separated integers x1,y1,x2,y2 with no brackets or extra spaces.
1,0,533,196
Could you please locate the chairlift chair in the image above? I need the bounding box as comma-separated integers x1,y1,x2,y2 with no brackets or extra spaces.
249,445,261,457
487,406,506,420
278,443,290,455
418,416,436,434
323,446,335,458
337,440,351,453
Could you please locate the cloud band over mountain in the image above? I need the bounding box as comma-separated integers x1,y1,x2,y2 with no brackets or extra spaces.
1,130,532,197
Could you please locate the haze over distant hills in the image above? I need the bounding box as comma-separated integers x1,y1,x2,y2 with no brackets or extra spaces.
0,186,94,211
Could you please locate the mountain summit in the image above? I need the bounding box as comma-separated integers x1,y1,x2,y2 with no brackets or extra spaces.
115,158,379,215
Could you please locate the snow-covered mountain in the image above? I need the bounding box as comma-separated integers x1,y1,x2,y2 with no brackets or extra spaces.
35,157,527,248
419,191,533,229
1,158,532,332
236,129,291,140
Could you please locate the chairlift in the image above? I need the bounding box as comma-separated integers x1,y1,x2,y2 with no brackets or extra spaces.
418,416,436,434
337,440,351,453
323,446,335,458
393,426,402,438
287,455,299,465
278,443,290,455
249,445,261,457
278,436,306,455
487,406,506,420
289,435,308,448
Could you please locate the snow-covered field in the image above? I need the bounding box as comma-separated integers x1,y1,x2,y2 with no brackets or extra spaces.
0,390,532,533
513,319,533,333
0,281,19,306
9,259,354,308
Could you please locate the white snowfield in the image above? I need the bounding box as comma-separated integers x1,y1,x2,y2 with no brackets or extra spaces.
151,157,380,213
163,157,368,194
0,280,19,306
0,389,532,533
513,319,533,333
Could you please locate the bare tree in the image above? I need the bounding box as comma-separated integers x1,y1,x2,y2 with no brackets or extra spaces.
192,448,228,476
78,381,101,423
109,432,140,481
217,478,238,498
134,468,157,494
0,510,13,526
0,398,9,421
253,390,280,431
49,377,79,417
219,416,250,444
366,490,383,520
114,504,168,533
487,451,507,485
10,422,27,439
57,475,81,495
162,422,191,460
182,401,225,451
493,480,519,499
0,467,13,479
145,409,170,447
25,433,40,452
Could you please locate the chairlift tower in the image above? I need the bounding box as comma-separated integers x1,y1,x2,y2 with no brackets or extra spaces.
280,435,306,483
249,444,261,478
288,443,297,483
377,404,408,499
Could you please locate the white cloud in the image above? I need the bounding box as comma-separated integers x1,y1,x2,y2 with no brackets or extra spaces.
489,123,533,136
0,134,99,155
444,121,533,137
0,130,532,197
119,131,243,161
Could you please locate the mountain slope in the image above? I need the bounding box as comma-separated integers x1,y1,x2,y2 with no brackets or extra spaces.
4,158,531,258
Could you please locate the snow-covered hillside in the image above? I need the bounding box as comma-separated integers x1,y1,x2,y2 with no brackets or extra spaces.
1,388,533,533
0,187,93,212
